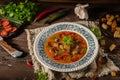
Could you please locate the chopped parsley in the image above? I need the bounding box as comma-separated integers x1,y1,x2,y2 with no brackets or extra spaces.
62,36,73,45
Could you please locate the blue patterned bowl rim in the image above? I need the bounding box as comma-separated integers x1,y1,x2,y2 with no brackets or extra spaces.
33,22,99,72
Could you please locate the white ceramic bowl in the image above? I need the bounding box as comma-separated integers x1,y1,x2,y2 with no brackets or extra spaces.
33,22,99,72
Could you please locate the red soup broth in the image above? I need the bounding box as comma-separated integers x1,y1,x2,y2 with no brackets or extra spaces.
44,31,87,64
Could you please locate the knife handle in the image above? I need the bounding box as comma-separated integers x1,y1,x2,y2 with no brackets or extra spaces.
0,40,23,58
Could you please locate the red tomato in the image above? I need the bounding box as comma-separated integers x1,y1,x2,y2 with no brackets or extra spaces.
2,20,9,27
61,55,68,59
5,26,12,32
10,27,17,32
54,56,61,60
71,57,79,62
0,30,8,37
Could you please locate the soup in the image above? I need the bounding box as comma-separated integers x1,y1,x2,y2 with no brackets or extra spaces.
44,31,87,64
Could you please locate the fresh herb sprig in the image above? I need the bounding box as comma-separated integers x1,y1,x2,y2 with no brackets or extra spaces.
0,0,38,23
62,36,73,45
37,71,48,80
90,26,104,40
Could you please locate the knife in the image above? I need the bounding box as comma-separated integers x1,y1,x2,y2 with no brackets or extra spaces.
0,36,23,58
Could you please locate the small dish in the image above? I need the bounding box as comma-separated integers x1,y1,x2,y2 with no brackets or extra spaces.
0,16,25,39
34,22,99,72
99,11,120,53
99,11,120,38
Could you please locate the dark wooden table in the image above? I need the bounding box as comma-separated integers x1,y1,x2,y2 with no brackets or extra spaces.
0,1,120,80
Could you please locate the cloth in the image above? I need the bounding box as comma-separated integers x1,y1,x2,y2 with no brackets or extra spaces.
25,21,119,80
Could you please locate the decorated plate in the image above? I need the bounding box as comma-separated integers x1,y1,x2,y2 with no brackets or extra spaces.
33,22,99,72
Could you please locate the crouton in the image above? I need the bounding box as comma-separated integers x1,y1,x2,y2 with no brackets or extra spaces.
111,71,116,77
108,15,114,22
106,14,110,20
107,21,112,26
102,23,108,30
111,21,117,32
116,27,120,31
101,18,107,22
109,44,116,51
100,39,106,46
114,31,120,38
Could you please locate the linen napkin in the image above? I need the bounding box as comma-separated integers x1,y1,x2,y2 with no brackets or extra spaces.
25,21,119,80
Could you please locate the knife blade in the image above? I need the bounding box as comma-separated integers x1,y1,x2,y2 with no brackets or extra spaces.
0,36,23,58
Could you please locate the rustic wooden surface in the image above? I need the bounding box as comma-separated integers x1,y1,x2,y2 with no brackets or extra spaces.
0,1,120,80
37,0,120,4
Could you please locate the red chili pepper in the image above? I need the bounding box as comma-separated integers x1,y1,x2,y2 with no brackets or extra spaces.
26,61,33,67
34,8,62,22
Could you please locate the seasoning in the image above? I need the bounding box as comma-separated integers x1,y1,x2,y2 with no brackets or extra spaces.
74,4,89,20
37,71,47,80
44,9,70,24
26,60,33,67
34,8,62,22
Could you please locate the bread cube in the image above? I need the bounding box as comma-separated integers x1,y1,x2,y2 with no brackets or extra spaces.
102,23,108,30
109,44,116,51
100,39,106,46
111,71,116,77
114,31,120,38
116,27,120,31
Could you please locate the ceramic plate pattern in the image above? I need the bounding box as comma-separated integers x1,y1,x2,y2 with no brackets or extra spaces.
34,22,99,72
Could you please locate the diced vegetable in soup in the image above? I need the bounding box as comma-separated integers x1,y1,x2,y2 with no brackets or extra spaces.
44,31,87,64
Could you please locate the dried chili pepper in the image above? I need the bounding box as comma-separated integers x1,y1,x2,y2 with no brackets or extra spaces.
34,8,62,22
26,60,33,67
44,9,70,24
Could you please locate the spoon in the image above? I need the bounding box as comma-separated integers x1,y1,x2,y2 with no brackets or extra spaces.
91,56,108,80
0,36,23,58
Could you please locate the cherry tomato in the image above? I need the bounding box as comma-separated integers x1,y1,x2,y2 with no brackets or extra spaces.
2,20,9,27
0,30,8,37
5,26,12,32
10,27,17,32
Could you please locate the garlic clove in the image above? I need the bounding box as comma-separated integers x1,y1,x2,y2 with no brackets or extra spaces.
74,4,89,20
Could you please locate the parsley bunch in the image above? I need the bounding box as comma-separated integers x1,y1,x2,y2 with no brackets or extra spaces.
0,0,38,23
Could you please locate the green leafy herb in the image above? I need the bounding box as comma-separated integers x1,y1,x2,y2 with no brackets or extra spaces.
62,36,73,45
90,26,104,40
37,71,47,80
0,0,38,23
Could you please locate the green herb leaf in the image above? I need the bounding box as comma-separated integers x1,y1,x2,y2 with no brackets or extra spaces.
37,71,47,80
90,26,104,40
62,36,73,45
0,0,38,22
